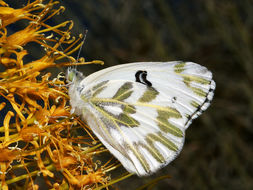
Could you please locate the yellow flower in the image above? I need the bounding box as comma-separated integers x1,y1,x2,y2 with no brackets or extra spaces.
0,1,122,189
0,0,43,28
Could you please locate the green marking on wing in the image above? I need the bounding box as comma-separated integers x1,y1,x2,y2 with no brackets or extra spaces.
81,94,88,102
157,107,183,137
92,80,109,97
174,63,210,97
92,96,184,134
130,143,150,173
190,86,207,97
92,101,139,128
113,82,133,101
182,77,207,97
174,61,186,73
147,132,179,152
93,86,106,97
91,104,150,173
92,80,109,91
191,100,200,108
122,104,136,114
183,75,210,85
117,112,140,127
138,87,159,103
141,140,165,163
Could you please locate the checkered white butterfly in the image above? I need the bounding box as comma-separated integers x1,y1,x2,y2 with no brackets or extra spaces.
67,61,215,176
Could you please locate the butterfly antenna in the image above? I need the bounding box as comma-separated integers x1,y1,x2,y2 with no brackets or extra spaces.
75,29,88,70
56,30,88,87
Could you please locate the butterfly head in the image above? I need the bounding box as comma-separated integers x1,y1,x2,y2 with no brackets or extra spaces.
66,67,84,85
66,67,86,115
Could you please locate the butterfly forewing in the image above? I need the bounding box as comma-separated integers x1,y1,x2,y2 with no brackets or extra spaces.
68,61,215,176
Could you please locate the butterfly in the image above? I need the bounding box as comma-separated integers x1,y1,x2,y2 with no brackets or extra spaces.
66,61,215,176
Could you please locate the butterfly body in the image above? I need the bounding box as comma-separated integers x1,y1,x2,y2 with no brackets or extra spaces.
67,61,215,176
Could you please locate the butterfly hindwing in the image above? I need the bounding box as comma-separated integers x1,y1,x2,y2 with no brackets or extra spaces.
67,61,215,176
78,80,185,175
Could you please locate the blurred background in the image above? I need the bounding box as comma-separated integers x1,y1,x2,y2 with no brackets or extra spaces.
3,0,253,189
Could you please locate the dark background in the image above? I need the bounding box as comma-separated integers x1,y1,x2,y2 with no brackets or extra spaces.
3,0,253,189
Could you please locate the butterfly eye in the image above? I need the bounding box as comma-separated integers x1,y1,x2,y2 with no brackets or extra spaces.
66,68,84,83
66,71,75,82
66,68,75,82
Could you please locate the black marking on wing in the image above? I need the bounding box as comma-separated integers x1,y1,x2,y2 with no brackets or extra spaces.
185,81,215,126
135,70,152,87
172,97,177,103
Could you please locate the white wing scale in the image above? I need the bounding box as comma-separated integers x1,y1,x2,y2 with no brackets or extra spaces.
67,61,215,176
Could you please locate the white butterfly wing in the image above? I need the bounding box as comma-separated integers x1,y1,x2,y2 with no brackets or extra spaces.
68,61,215,176
76,80,186,176
80,62,215,128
